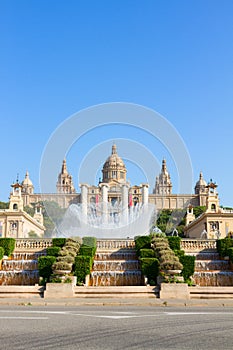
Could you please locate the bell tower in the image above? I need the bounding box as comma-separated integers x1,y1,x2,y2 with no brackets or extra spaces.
153,159,172,195
56,159,76,194
206,180,220,213
9,181,24,211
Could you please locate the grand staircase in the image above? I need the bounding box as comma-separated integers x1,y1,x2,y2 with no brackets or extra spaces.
75,239,158,298
182,239,233,298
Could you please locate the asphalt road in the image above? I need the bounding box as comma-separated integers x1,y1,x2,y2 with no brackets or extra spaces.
0,305,233,350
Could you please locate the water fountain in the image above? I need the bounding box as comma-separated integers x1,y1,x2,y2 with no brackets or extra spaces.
52,183,156,286
57,201,155,238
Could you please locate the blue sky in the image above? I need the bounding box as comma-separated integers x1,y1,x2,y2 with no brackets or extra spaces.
1,1,233,205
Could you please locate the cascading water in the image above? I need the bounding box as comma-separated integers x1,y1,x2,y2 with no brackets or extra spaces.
57,201,156,238
186,252,233,286
90,240,143,286
0,252,45,286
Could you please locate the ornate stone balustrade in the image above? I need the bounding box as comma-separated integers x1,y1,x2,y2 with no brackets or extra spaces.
181,239,217,252
96,239,135,250
13,238,217,253
15,239,53,251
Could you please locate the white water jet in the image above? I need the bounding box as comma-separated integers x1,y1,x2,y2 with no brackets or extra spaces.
56,201,156,238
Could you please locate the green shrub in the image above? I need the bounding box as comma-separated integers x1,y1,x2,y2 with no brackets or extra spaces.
179,255,195,282
38,256,56,279
82,236,97,248
56,255,74,263
46,247,61,257
227,247,233,263
217,238,233,257
52,238,66,248
79,245,95,257
135,236,151,253
139,249,156,258
140,258,159,284
174,249,185,258
0,247,4,260
52,261,72,271
50,276,62,283
0,238,15,256
167,236,181,251
74,255,93,284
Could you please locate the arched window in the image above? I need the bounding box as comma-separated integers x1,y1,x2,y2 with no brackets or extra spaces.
13,203,18,210
211,204,216,211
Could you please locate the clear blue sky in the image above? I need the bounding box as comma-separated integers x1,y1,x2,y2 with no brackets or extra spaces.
1,0,233,205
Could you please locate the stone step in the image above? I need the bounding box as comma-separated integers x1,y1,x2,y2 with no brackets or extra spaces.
189,286,233,299
0,285,44,298
74,286,158,298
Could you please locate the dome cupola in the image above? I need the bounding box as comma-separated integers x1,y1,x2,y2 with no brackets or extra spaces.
102,144,127,183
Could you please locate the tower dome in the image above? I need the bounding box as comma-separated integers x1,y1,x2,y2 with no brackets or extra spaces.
102,144,127,183
195,172,207,194
21,171,34,194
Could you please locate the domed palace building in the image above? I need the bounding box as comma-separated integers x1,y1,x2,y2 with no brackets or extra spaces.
20,144,209,210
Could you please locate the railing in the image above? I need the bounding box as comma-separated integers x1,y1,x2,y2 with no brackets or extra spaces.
15,239,52,251
181,239,217,252
13,238,217,252
96,239,135,250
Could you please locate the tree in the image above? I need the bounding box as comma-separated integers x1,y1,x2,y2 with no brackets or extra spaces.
24,205,34,217
193,206,206,218
0,201,9,209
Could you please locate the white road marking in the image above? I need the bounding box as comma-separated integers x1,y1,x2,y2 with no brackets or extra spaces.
0,317,48,320
0,310,232,320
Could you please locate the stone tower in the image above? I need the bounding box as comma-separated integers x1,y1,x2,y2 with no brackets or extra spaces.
56,159,76,194
206,180,220,213
153,159,172,195
185,204,196,226
194,172,208,206
9,182,24,211
22,171,34,195
33,203,44,226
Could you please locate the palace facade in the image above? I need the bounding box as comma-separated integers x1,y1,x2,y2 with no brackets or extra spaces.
20,144,209,210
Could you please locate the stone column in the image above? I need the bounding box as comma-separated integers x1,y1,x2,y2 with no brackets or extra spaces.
80,184,88,223
121,184,129,225
141,184,149,205
100,184,109,225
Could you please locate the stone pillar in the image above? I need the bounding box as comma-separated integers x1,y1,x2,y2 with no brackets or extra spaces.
80,184,88,223
100,184,109,225
141,184,149,205
121,184,129,224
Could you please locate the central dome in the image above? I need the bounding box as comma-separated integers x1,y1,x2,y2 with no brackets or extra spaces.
102,144,127,183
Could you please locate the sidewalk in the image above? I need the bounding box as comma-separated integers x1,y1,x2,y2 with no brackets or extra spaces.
0,296,233,307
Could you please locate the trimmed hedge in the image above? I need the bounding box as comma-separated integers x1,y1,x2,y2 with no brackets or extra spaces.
228,247,233,263
139,249,156,258
217,238,233,257
46,247,61,257
0,247,4,260
38,256,56,279
167,236,181,251
74,255,93,284
52,238,66,248
135,236,151,253
82,236,97,248
140,258,159,284
179,255,195,282
79,245,95,257
0,238,15,256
